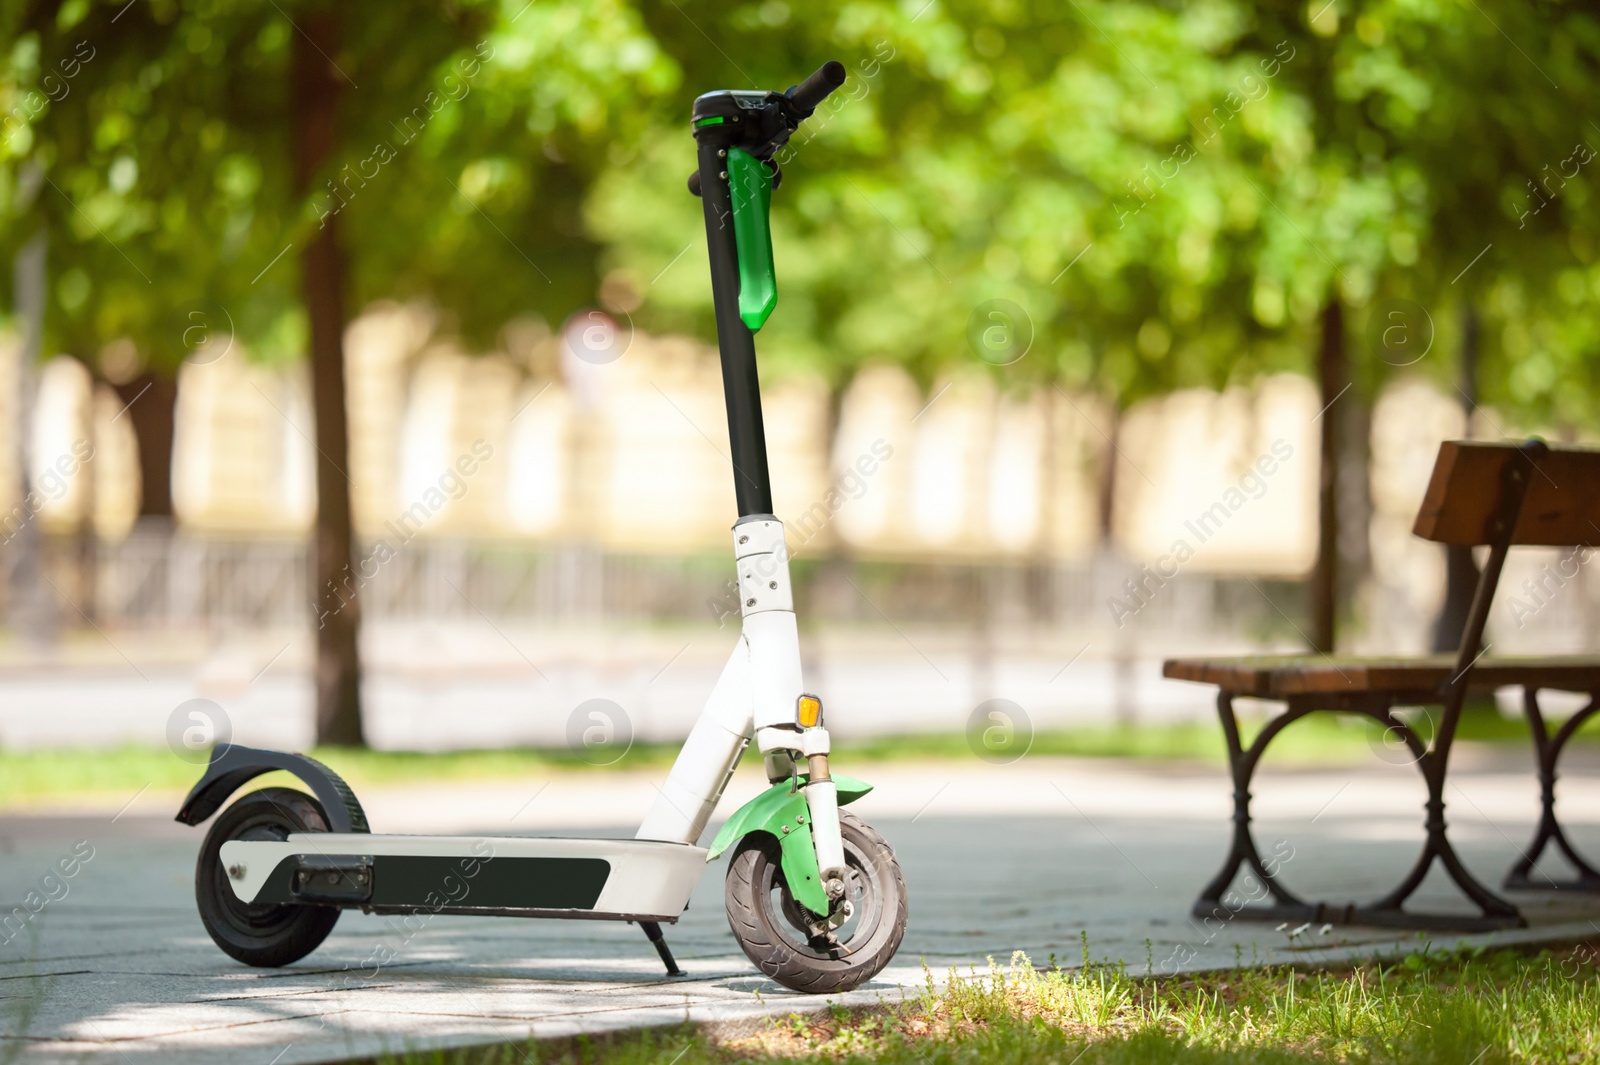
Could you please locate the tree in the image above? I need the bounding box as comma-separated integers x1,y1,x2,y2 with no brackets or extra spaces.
1240,0,1600,648
1,0,677,742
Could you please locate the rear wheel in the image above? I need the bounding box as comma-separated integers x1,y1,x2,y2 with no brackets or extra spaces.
725,810,907,993
195,787,341,967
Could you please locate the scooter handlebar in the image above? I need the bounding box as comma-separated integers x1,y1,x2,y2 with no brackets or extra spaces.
786,60,847,114
687,62,847,197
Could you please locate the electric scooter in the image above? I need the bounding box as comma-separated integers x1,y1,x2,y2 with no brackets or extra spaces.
177,60,909,995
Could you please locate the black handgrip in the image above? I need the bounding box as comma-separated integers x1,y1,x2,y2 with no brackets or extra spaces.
787,60,847,114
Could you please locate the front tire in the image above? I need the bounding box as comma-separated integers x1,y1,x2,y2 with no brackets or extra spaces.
195,787,341,967
725,810,907,993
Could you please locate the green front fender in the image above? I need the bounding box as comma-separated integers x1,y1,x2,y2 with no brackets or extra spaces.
708,775,872,917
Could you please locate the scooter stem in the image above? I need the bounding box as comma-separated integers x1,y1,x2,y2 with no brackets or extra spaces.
694,124,774,517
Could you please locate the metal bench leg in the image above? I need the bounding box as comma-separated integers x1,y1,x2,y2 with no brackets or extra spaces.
1352,731,1523,930
1506,688,1600,892
1197,699,1523,933
1192,692,1314,925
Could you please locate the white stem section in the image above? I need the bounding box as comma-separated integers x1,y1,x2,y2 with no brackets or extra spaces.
636,640,754,845
746,610,805,750
734,518,807,754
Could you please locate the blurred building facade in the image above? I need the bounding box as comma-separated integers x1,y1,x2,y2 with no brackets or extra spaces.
11,303,1316,561
3,302,1595,656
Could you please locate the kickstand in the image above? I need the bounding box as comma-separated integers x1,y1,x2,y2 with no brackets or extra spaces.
639,921,684,977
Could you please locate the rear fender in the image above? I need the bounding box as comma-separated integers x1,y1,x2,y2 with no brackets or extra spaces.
174,744,369,833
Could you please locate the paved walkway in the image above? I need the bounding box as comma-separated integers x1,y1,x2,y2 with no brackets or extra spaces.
5,755,1600,1063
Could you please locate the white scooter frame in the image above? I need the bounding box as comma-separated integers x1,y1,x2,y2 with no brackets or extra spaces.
195,517,843,967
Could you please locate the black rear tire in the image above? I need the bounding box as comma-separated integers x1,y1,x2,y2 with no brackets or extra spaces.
725,809,907,994
195,787,341,967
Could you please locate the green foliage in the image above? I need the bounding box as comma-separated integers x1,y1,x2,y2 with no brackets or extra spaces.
597,0,1600,421
1232,1,1600,414
4,0,1597,427
0,0,678,370
596,0,1342,399
345,0,681,342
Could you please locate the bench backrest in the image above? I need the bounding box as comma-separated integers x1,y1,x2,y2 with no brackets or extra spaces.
1413,439,1600,548
1407,439,1600,756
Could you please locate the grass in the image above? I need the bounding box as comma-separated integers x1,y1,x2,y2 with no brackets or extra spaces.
0,703,1556,807
837,702,1537,765
0,742,678,808
353,941,1600,1065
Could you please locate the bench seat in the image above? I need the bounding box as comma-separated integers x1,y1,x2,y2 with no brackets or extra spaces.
1163,654,1600,699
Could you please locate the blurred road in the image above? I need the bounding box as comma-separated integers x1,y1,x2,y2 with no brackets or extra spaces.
5,754,1600,1063
0,622,1243,751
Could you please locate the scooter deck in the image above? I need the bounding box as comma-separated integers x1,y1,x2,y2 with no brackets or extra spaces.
221,834,707,922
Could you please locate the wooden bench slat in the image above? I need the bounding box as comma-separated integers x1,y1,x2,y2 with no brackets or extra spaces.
1163,654,1600,697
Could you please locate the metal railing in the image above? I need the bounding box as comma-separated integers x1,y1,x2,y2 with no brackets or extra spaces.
0,525,1294,639
9,526,1587,656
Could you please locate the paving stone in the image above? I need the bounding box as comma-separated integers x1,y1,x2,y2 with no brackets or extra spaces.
4,756,1600,1063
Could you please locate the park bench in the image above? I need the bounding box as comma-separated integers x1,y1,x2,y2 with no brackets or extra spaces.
1164,438,1600,931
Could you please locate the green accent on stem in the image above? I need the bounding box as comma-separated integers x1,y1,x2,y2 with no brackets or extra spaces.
707,774,872,917
693,116,725,127
726,147,778,332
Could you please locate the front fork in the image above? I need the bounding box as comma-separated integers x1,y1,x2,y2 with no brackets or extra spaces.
637,516,848,900
772,729,848,899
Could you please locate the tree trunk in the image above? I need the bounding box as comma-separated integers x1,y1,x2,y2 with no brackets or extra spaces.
1336,383,1371,633
1432,304,1481,652
1032,384,1058,623
1096,404,1119,545
1094,403,1138,727
292,12,364,746
9,224,53,641
113,372,177,517
1309,300,1344,654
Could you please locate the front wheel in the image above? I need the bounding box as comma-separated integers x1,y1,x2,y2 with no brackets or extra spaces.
725,810,907,993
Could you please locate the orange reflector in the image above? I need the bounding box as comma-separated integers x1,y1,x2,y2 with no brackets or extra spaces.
797,694,822,728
